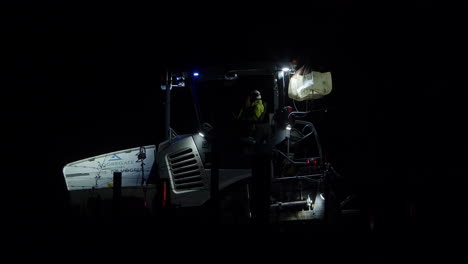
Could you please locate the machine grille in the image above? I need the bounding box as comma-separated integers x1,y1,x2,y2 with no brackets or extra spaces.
168,148,203,191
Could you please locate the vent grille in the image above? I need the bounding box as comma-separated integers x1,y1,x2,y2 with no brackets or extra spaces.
168,148,203,191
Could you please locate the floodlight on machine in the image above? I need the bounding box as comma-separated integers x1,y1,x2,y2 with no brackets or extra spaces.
306,195,313,210
198,122,213,138
224,72,238,80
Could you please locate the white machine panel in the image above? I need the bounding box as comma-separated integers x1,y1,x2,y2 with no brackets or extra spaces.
62,145,156,191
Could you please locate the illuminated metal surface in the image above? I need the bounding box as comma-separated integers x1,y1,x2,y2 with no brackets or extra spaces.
157,134,252,207
62,145,156,191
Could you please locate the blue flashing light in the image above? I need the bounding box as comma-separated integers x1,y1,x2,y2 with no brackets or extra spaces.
193,72,199,77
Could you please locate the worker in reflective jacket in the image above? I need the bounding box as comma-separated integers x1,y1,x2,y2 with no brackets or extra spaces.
237,90,265,137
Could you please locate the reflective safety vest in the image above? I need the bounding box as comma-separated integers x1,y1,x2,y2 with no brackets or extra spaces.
238,99,264,121
237,99,265,134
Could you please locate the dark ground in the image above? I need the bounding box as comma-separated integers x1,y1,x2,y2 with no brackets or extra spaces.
3,2,455,256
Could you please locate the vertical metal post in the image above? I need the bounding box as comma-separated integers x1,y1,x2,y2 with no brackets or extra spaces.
165,70,172,140
113,171,122,217
284,70,291,108
210,129,219,221
273,75,279,113
251,153,272,224
189,75,202,131
280,71,285,108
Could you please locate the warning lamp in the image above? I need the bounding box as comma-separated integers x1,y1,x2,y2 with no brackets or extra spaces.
307,158,319,168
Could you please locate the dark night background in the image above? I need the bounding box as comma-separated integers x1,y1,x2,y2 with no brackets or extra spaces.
2,2,453,256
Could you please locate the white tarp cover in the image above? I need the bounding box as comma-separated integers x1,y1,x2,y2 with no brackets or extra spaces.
288,69,332,101
62,145,156,191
